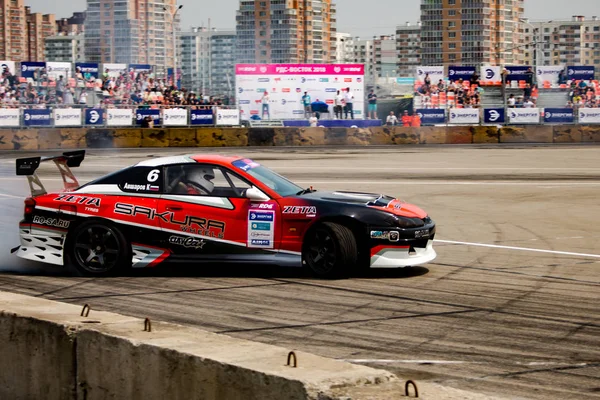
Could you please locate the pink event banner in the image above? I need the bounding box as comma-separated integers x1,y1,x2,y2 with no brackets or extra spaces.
236,64,365,76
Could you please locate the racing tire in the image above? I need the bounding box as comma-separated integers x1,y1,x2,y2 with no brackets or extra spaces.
67,220,131,276
303,222,357,279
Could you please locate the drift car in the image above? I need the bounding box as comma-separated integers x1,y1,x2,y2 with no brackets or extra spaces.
12,151,436,278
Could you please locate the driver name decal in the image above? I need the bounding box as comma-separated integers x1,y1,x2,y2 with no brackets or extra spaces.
123,183,160,192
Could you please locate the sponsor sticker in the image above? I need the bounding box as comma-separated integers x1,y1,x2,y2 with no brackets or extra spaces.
370,230,400,242
168,235,206,249
282,206,317,217
32,216,70,229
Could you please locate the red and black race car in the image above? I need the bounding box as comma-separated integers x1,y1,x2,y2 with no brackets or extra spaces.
13,151,436,278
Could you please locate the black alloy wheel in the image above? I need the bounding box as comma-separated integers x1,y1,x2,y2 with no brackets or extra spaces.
69,221,130,276
303,222,357,279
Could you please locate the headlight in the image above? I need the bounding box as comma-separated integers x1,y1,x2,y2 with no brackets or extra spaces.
396,217,425,228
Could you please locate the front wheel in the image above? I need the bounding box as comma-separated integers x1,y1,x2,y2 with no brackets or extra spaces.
303,222,357,279
67,221,131,276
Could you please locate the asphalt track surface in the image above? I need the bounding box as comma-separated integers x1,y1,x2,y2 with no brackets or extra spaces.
0,145,599,399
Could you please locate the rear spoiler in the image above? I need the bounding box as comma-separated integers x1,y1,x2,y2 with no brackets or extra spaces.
16,150,85,197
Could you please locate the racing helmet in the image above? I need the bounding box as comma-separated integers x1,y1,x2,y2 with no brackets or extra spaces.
186,167,215,193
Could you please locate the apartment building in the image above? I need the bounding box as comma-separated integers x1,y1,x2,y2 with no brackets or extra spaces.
420,0,524,66
373,35,396,77
84,0,180,69
57,12,86,35
0,0,56,62
44,34,84,63
236,0,336,64
396,22,421,77
26,8,57,61
523,16,600,67
335,32,354,63
180,27,236,96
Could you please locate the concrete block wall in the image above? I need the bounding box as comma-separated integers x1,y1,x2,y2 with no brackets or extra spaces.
1,125,600,150
0,291,511,400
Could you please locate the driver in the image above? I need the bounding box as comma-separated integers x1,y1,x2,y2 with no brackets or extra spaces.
182,167,215,195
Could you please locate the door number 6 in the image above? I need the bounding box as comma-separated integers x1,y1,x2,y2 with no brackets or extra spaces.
147,169,160,183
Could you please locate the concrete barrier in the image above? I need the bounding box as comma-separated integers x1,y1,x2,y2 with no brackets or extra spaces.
4,125,600,150
0,291,509,400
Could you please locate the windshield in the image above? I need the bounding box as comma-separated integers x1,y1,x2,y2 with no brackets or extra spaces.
232,159,303,197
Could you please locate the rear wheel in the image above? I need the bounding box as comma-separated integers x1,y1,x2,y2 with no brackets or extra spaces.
68,221,130,276
303,222,357,279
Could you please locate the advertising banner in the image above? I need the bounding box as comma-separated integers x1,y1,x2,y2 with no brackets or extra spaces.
46,62,72,80
536,65,565,85
567,66,595,81
505,66,532,82
102,63,127,78
20,62,46,79
236,64,365,120
163,108,188,126
54,108,82,127
0,108,20,127
129,64,152,74
0,61,16,75
448,108,479,124
448,66,476,82
23,109,52,126
480,66,502,84
416,109,445,125
216,108,240,126
509,108,540,124
85,108,104,125
107,109,133,126
75,63,99,79
135,109,161,126
415,66,444,84
543,108,574,124
483,108,505,124
190,109,214,125
578,108,600,124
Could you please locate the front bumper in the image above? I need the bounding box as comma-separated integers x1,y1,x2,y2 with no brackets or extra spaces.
370,240,436,268
368,222,436,268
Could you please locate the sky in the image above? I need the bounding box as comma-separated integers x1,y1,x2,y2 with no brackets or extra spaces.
26,0,600,37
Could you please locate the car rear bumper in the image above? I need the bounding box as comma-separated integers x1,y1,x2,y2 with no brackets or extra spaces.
15,223,66,266
370,240,436,268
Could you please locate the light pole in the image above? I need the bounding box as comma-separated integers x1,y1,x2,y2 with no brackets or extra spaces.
164,4,183,87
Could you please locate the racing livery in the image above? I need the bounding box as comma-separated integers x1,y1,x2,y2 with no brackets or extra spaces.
12,151,436,278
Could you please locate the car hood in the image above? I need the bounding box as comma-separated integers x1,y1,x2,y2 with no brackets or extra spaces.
297,191,428,219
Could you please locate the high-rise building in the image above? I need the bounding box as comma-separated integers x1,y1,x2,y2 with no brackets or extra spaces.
420,0,524,66
84,0,180,70
350,38,374,83
26,7,57,61
373,35,396,78
44,34,84,63
335,32,354,63
57,12,86,35
0,0,27,60
180,27,236,96
522,16,600,67
0,0,56,62
396,22,421,77
236,0,336,64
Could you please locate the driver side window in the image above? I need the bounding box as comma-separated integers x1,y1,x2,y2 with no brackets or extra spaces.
165,164,222,196
164,164,250,198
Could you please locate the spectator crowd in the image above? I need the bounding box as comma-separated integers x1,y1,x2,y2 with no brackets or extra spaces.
0,67,229,110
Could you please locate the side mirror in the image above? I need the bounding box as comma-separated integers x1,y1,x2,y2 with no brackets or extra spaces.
246,186,270,202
